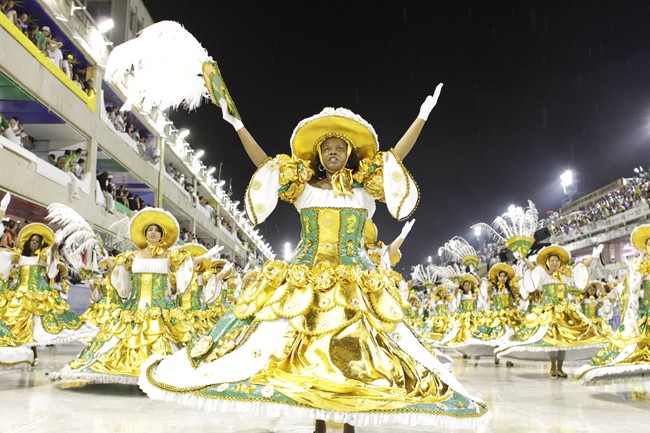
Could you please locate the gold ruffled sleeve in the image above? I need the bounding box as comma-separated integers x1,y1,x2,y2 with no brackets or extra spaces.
277,154,314,203
354,152,386,202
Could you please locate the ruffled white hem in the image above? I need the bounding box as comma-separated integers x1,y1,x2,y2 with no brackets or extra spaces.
138,355,491,429
0,346,34,367
575,363,650,386
26,317,98,347
49,366,138,385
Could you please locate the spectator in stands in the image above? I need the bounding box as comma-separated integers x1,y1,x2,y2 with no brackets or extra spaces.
3,0,18,26
72,73,83,89
72,158,86,179
96,171,115,214
37,25,50,52
115,185,129,207
84,78,96,98
1,116,21,145
26,23,39,47
56,150,73,172
48,154,56,165
1,219,17,248
61,54,74,79
17,12,28,34
45,33,64,68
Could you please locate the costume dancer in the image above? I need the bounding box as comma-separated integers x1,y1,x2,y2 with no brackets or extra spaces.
495,244,609,378
52,208,221,384
574,224,650,384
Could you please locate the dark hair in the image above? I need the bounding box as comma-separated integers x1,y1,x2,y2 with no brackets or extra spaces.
22,234,43,256
146,224,163,235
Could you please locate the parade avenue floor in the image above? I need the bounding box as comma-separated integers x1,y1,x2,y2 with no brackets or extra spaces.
1,343,648,433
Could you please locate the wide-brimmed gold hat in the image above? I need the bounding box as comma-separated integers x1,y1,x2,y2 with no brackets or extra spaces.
631,224,650,254
460,274,479,288
290,107,379,163
18,223,55,250
433,284,451,298
129,208,179,249
489,263,515,282
536,245,570,269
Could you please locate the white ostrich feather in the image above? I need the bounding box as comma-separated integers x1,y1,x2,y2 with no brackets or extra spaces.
46,203,106,272
105,20,212,112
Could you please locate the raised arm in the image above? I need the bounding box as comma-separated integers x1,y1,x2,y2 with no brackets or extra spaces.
220,99,268,167
394,83,443,160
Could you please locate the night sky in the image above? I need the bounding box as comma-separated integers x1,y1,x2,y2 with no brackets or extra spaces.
141,0,650,275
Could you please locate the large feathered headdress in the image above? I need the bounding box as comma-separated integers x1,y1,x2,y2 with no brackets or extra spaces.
471,200,539,258
438,236,479,271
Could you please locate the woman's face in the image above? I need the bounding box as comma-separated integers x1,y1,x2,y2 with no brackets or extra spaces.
462,281,472,292
547,255,562,271
145,224,163,244
28,234,42,252
320,137,348,172
497,271,509,284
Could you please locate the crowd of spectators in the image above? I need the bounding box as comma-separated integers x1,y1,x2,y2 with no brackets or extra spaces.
106,106,159,164
2,0,95,96
96,171,151,215
0,113,32,147
539,174,649,237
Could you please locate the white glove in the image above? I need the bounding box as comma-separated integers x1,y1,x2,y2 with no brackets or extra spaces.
591,244,604,259
399,219,415,239
417,83,444,121
512,251,521,260
205,244,224,260
0,192,10,212
220,98,244,131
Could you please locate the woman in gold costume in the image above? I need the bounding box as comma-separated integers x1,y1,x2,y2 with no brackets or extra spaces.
139,85,490,432
79,257,124,327
52,208,221,384
0,219,96,365
0,192,35,367
495,244,609,378
575,224,650,384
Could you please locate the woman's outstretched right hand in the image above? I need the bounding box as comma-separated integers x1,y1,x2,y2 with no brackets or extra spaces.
220,98,244,131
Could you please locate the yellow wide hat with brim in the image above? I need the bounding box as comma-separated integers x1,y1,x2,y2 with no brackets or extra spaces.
489,262,515,282
536,244,571,269
18,223,55,250
631,224,650,254
433,284,450,298
460,274,479,288
129,208,179,249
290,107,379,163
177,242,207,257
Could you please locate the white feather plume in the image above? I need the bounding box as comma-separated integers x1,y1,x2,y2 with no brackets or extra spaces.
439,236,477,263
46,203,106,272
471,200,539,246
411,264,438,285
105,20,212,112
